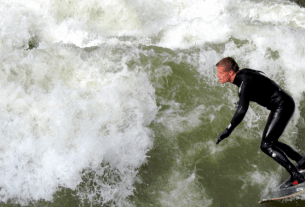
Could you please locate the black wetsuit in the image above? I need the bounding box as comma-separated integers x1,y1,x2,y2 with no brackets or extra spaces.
225,69,303,181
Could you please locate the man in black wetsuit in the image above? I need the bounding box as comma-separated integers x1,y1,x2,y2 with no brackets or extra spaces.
215,57,305,188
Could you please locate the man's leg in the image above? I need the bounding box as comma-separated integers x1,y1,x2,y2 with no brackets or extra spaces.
261,108,305,188
275,141,305,166
260,141,301,182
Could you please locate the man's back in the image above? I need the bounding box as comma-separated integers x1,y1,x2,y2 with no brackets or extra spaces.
233,69,290,110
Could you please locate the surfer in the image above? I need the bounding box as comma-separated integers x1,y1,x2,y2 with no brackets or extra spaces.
215,57,305,188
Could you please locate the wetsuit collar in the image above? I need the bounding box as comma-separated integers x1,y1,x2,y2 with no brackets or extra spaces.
233,71,242,87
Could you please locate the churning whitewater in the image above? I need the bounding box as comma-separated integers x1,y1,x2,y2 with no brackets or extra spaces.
0,0,305,206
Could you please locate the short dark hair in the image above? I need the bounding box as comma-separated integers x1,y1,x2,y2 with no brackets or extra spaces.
216,57,239,73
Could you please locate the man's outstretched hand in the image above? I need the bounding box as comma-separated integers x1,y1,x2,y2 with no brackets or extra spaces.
216,128,232,144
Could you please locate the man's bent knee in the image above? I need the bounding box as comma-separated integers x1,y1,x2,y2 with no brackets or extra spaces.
261,141,275,157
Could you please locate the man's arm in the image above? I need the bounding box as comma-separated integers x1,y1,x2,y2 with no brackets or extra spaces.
216,82,251,144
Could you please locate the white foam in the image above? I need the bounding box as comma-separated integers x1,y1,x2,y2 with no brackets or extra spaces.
158,169,213,207
155,104,206,135
0,40,158,205
240,168,282,199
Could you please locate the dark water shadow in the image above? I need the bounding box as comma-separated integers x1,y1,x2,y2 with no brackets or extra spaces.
261,200,305,207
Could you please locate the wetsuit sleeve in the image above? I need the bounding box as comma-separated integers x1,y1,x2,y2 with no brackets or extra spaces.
227,82,250,133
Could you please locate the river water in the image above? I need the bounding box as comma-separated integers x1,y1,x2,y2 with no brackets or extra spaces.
0,0,305,206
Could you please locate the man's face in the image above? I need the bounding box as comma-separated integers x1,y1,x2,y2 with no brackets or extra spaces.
217,66,231,84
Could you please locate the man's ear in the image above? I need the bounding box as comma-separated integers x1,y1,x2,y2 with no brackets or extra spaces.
229,70,235,76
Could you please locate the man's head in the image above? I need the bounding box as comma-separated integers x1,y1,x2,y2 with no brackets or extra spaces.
216,57,239,84
216,57,239,73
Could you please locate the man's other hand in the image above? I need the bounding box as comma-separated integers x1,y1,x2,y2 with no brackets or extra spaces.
216,128,231,144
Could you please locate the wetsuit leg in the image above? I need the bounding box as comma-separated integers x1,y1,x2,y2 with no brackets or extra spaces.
260,104,301,178
260,141,297,176
275,141,303,162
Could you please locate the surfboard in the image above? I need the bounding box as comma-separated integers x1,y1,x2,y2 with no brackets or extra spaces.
259,170,305,204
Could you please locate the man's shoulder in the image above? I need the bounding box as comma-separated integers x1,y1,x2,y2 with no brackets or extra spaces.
239,68,278,90
240,68,260,73
239,68,268,80
237,69,265,89
237,69,255,82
